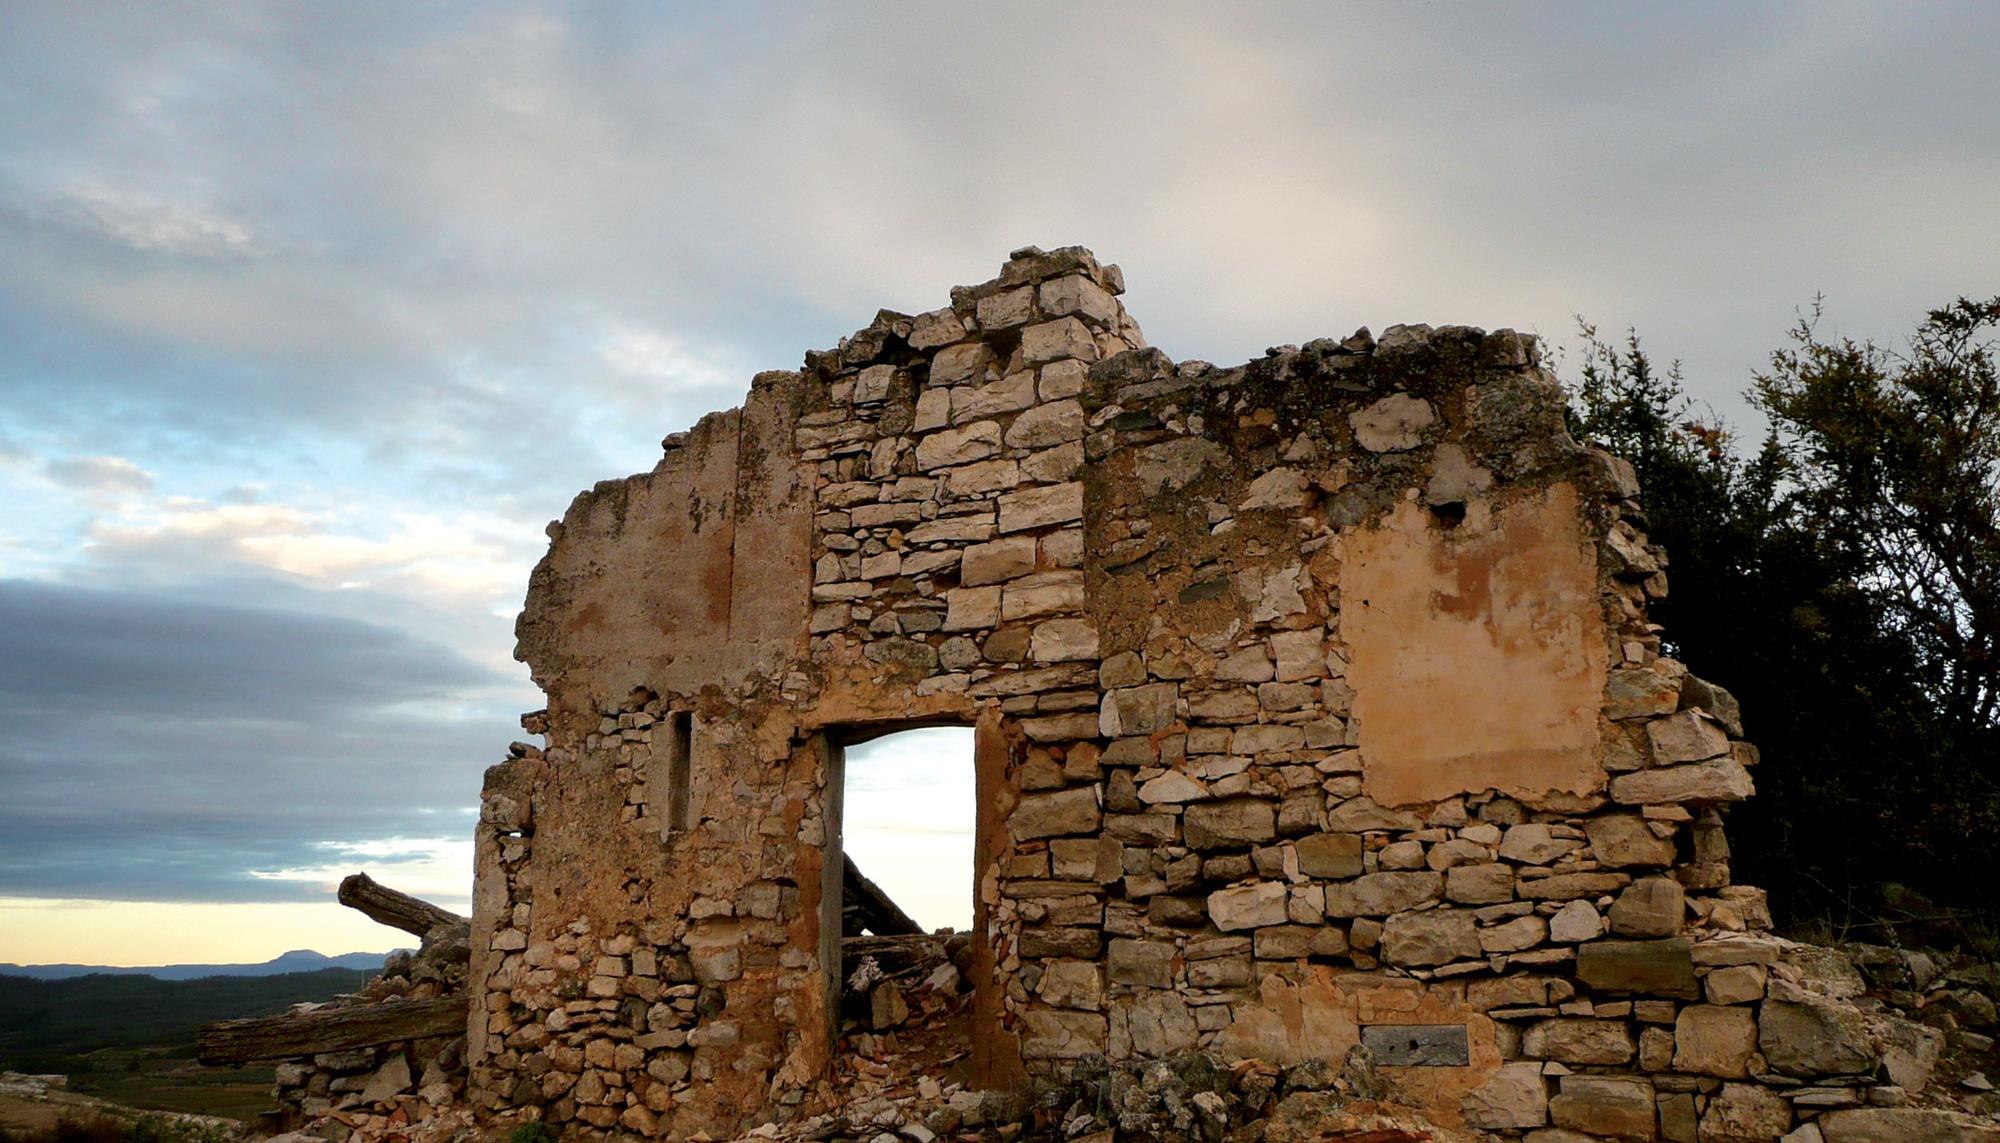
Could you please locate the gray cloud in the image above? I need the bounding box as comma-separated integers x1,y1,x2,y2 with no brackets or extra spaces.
43,455,153,497
0,2,1989,455
0,580,511,901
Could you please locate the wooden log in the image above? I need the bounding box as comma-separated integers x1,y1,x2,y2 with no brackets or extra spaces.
197,995,467,1064
337,872,465,938
841,855,924,937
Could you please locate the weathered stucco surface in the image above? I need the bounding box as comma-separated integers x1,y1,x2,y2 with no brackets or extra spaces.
1345,484,1607,808
462,246,1816,1143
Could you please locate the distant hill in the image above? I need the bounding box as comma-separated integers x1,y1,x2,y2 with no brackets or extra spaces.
0,949,395,981
0,965,379,1069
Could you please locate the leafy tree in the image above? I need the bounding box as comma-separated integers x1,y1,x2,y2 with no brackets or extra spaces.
1565,303,2000,944
1753,298,2000,736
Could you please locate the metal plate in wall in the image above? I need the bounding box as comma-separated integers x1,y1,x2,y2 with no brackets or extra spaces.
1361,1024,1470,1067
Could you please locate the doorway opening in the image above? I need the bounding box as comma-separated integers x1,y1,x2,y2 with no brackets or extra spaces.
830,724,981,1084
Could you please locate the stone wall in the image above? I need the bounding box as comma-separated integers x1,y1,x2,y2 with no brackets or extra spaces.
464,246,1920,1143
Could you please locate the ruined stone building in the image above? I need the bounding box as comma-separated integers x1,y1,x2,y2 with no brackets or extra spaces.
444,247,1967,1143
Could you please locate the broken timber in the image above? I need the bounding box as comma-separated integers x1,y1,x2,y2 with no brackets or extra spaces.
840,934,946,979
199,874,469,1065
338,871,465,938
840,854,923,937
197,995,467,1064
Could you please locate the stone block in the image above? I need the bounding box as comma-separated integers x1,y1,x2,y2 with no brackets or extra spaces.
931,341,996,385
1381,909,1481,966
1208,881,1289,931
1481,913,1550,953
1018,927,1103,958
1040,274,1119,324
1519,872,1630,900
1661,1093,1699,1143
1576,938,1699,999
1447,862,1517,904
974,286,1034,330
1324,871,1444,918
1231,723,1306,753
1605,663,1687,719
913,386,951,431
1108,992,1199,1058
1648,711,1732,764
952,371,1037,422
1100,682,1179,737
1253,924,1317,959
1012,787,1101,840
1873,1013,1944,1091
1268,629,1328,681
1294,832,1363,878
1108,939,1176,987
1240,467,1313,511
1500,823,1584,864
1216,646,1275,683
1001,570,1085,621
1588,814,1679,868
915,420,1003,470
907,307,966,350
1817,1109,2000,1143
1610,759,1754,805
1697,1082,1792,1143
1022,317,1098,364
1350,394,1436,452
1609,877,1685,938
961,537,1037,586
1018,1008,1107,1059
998,482,1084,533
1524,1018,1637,1066
1039,358,1090,400
359,1053,412,1103
942,585,1001,631
1461,1060,1550,1130
1703,964,1766,1005
1184,799,1276,849
1759,998,1882,1077
1550,1075,1656,1140
1031,618,1100,663
1036,959,1105,1011
1551,900,1604,942
1674,1005,1758,1077
1005,399,1086,448
1185,954,1252,988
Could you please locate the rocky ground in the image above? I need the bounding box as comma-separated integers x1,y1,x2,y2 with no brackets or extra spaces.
0,1072,242,1140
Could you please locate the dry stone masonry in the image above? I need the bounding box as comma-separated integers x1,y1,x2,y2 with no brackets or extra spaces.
451,247,1999,1143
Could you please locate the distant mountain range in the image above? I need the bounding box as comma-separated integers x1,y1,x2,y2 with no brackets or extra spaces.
0,948,398,981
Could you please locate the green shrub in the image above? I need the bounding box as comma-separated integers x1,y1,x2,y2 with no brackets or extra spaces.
507,1123,559,1143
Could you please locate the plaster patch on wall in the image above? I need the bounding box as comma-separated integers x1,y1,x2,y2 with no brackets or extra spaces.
1343,483,1606,807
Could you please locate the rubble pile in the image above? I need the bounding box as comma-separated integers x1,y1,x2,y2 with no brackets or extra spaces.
197,876,473,1134
705,1033,1426,1143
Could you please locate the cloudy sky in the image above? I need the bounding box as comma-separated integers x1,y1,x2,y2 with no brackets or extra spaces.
2,2,1995,965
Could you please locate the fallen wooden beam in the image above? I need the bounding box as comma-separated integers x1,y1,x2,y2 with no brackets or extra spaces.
197,995,467,1064
337,872,465,938
841,855,924,937
841,934,947,980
